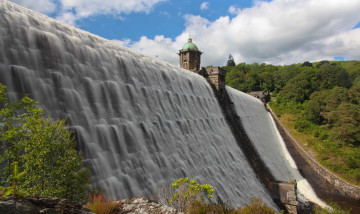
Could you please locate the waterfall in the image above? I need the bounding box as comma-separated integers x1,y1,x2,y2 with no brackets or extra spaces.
226,87,327,207
0,0,277,208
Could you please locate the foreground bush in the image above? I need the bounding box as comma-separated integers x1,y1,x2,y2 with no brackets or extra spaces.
169,177,214,212
161,178,278,214
0,84,89,201
85,193,120,214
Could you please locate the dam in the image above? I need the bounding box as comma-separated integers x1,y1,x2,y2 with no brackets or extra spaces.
0,0,340,212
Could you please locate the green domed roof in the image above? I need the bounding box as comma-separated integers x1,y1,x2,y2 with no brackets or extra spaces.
182,37,199,50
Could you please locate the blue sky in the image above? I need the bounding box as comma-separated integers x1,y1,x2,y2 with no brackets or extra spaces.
77,0,255,41
9,0,360,66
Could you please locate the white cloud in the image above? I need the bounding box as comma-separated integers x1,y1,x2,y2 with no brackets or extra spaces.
113,39,132,47
56,0,166,25
10,0,166,25
10,0,57,14
200,2,209,10
228,5,241,15
128,35,181,64
130,0,360,66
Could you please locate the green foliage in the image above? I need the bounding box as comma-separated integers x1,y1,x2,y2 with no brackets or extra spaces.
318,63,351,90
305,87,348,125
169,177,213,212
349,77,360,104
329,103,360,146
312,202,351,214
302,61,313,67
0,84,89,201
226,54,236,66
0,162,27,197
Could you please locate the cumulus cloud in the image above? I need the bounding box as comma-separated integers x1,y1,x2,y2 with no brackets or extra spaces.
10,0,57,14
126,35,181,64
112,39,132,47
130,0,360,66
228,5,241,15
10,0,166,25
200,2,209,10
56,0,166,25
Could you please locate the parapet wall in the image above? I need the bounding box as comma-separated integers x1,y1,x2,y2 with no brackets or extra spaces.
267,105,360,200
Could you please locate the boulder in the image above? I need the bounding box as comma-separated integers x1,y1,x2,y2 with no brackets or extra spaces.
0,197,93,214
118,196,181,214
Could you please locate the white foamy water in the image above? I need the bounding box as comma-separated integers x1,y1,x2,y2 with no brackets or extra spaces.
0,0,276,208
226,87,327,207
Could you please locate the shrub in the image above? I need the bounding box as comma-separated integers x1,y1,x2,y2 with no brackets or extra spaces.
294,117,315,133
0,84,89,201
85,193,120,214
169,177,214,212
236,198,277,214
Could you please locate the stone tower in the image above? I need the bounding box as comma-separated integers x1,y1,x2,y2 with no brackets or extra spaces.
178,37,202,71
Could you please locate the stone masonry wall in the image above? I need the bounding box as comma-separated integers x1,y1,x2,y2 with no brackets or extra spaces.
267,105,360,200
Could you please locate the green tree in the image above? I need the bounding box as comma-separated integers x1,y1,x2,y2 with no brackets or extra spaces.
302,61,313,67
0,84,89,201
273,64,302,93
277,73,312,103
0,84,43,186
226,54,236,66
305,87,348,125
330,103,360,146
259,69,275,92
347,61,360,81
318,63,352,90
349,77,360,105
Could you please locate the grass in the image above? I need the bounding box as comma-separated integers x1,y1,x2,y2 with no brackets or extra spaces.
185,197,279,214
312,202,351,214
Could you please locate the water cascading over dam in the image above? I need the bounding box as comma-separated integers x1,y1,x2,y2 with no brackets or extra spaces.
227,87,327,207
0,0,279,207
226,87,293,181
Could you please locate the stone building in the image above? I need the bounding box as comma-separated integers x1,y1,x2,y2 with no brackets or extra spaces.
178,37,202,71
203,66,226,91
249,91,269,104
179,38,225,91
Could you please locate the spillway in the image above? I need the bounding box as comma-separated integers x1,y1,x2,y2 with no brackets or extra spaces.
226,87,293,181
227,87,327,207
0,0,277,207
